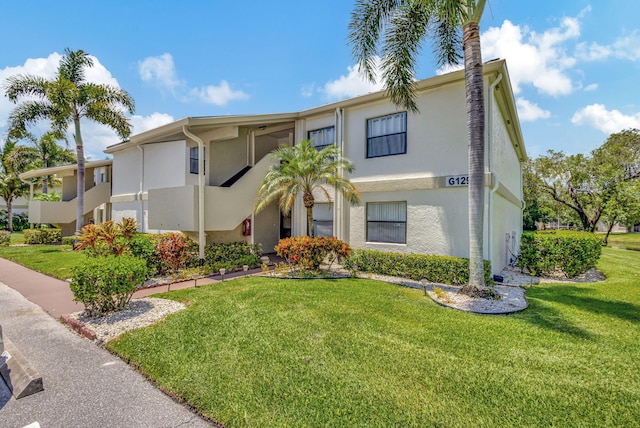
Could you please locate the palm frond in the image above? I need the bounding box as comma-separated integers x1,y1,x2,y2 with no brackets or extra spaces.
59,49,93,85
7,101,55,138
3,74,48,101
349,0,403,82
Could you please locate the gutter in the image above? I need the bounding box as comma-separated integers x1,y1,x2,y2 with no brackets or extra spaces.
182,125,206,262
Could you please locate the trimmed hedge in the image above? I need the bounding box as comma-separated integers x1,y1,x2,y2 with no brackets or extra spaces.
61,236,76,246
70,255,147,317
343,249,492,285
204,241,262,272
518,230,602,278
23,228,62,244
0,230,10,247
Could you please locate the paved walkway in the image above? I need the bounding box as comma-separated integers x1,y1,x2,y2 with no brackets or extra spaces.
0,257,273,427
0,257,269,318
0,281,214,428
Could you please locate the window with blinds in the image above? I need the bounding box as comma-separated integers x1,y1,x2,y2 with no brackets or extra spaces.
366,112,407,158
366,201,407,243
308,126,335,150
189,147,206,174
313,203,334,237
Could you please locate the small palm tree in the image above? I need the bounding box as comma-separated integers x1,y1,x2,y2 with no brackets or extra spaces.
0,140,29,232
350,0,488,292
8,131,76,193
255,140,360,237
4,48,134,232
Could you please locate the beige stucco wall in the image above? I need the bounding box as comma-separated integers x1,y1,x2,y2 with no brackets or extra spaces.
208,128,249,186
144,141,186,190
112,147,141,196
343,83,468,181
350,188,471,258
254,201,280,253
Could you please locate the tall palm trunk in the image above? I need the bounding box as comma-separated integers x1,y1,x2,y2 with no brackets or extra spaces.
304,191,315,237
463,21,486,289
42,177,48,194
74,117,85,233
6,199,13,233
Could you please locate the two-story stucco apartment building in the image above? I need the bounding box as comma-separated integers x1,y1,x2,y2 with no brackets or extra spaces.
22,59,526,274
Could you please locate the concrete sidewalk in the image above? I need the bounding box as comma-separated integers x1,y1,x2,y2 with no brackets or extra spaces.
0,281,214,428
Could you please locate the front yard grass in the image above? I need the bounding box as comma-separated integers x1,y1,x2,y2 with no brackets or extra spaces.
0,244,84,280
108,247,640,427
606,232,640,251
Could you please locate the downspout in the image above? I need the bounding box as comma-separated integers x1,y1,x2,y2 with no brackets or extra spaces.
486,72,503,272
137,145,145,232
334,108,342,239
182,125,206,262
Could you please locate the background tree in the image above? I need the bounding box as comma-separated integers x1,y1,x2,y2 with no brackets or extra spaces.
600,180,640,244
531,129,640,233
255,139,360,237
4,48,134,232
7,130,76,193
349,0,488,292
0,140,29,232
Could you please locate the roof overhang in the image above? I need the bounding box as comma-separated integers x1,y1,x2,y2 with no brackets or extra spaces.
105,113,299,154
19,159,112,180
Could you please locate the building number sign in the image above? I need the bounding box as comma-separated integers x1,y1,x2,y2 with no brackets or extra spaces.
445,175,469,187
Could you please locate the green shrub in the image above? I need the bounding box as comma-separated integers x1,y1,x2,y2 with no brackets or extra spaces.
518,230,602,277
23,228,62,244
276,236,351,270
204,241,262,272
342,249,492,285
0,230,10,247
156,233,194,275
70,255,147,317
61,236,76,246
129,234,161,277
75,218,138,257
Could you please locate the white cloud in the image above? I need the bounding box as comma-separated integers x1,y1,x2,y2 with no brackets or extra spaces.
516,98,551,122
0,52,174,160
612,30,640,61
189,81,249,106
138,53,183,91
583,83,598,92
481,18,579,96
130,112,175,134
571,103,640,134
138,53,248,106
322,57,385,100
301,83,316,98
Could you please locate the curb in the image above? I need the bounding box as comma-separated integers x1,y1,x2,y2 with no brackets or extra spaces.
60,315,97,341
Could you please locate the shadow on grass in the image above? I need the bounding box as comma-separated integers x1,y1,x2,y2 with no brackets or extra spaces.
517,299,595,339
532,284,640,324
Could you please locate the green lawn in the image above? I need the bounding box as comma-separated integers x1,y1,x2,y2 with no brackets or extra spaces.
606,232,640,251
108,247,640,427
10,231,24,245
0,244,84,280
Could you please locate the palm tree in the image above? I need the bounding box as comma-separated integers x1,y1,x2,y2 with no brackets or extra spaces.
255,139,361,237
350,0,488,292
8,131,76,194
0,140,29,232
4,48,134,232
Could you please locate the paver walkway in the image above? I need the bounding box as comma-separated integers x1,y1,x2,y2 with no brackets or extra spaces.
0,257,228,317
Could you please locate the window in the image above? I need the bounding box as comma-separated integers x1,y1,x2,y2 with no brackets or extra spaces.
190,147,205,174
366,112,407,158
313,203,334,237
308,126,335,150
366,201,406,244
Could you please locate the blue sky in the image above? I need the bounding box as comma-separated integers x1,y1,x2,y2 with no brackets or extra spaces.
1,0,639,160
